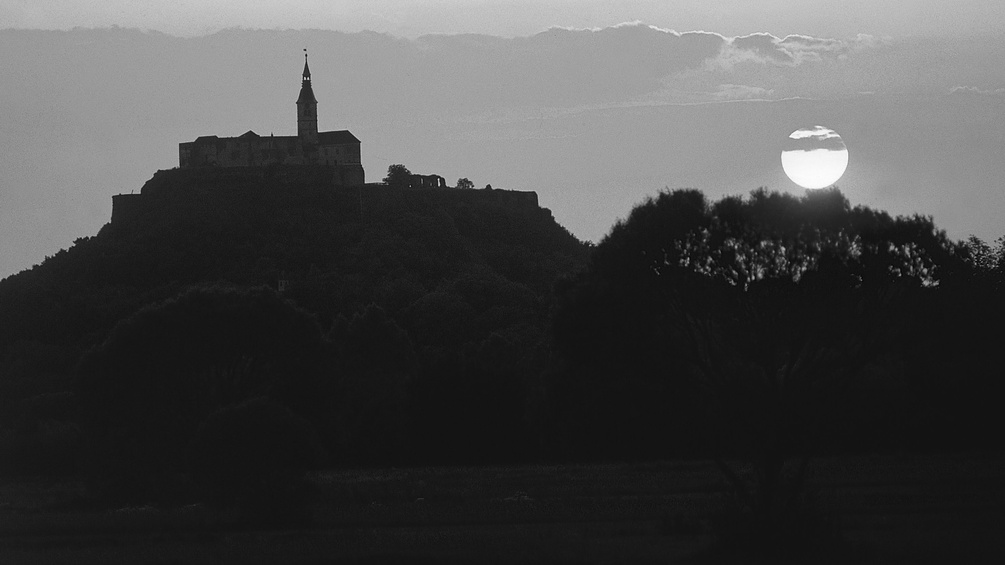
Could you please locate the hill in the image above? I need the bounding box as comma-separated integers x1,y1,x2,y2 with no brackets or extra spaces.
3,169,585,339
0,169,589,473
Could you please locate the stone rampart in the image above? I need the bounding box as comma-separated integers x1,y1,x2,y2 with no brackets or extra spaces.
111,167,540,225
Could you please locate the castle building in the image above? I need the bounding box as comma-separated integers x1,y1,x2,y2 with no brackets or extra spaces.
178,53,365,185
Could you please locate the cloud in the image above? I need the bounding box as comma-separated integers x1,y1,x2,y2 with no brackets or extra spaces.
790,126,839,140
949,85,1005,96
544,20,645,33
712,32,888,70
713,84,775,101
782,126,848,152
730,33,797,65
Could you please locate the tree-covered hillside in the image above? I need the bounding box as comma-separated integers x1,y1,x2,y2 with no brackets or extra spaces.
0,171,589,480
1,171,586,349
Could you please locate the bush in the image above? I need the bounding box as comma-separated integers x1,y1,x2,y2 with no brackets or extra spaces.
190,397,325,524
74,285,325,502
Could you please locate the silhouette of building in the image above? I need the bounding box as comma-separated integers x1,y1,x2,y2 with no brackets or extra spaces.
178,52,364,185
408,174,448,189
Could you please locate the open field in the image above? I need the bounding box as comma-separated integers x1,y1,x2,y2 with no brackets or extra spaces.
1,452,1003,564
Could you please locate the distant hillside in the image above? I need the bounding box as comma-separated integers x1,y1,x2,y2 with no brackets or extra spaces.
0,170,589,408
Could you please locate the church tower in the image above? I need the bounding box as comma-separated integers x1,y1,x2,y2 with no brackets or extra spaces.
296,50,319,144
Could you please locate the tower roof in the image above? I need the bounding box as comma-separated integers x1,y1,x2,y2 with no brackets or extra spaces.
297,50,318,104
297,83,317,104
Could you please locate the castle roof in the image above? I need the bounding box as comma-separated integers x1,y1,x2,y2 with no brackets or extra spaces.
184,131,356,147
318,130,360,144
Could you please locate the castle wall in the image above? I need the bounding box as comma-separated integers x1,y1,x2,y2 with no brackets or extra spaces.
408,174,447,189
113,169,539,226
318,143,361,167
336,165,366,186
179,135,362,183
111,193,146,224
179,136,364,184
180,135,308,168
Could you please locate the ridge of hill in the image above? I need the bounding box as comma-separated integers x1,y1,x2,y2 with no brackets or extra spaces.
0,169,590,406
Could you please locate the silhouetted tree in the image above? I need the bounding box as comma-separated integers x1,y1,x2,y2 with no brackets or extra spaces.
383,164,412,187
670,273,896,517
456,177,474,190
324,304,416,463
959,234,1005,289
550,187,969,557
75,285,324,501
892,233,1005,452
405,265,544,462
190,396,325,523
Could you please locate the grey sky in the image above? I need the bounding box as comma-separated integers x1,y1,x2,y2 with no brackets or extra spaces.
3,0,1004,38
1,2,1004,279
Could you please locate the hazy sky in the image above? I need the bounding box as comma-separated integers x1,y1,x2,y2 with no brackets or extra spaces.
3,0,1004,38
1,2,1004,280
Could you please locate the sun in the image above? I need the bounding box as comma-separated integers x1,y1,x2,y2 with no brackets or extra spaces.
781,126,849,189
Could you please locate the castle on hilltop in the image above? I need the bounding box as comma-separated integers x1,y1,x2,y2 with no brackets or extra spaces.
178,52,365,186
110,51,541,225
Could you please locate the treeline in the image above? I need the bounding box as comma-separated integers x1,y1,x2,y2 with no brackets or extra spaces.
549,188,1005,464
547,188,1005,553
1,183,1003,510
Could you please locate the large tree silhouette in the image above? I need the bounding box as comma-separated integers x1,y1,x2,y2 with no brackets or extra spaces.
383,164,412,187
75,285,324,500
550,187,969,553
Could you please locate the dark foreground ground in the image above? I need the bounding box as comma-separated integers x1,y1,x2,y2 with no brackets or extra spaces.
1,452,1003,564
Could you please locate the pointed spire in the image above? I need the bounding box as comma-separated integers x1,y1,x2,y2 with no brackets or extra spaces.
297,48,317,104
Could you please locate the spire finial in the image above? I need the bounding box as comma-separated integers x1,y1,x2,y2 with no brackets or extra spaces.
302,48,311,81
